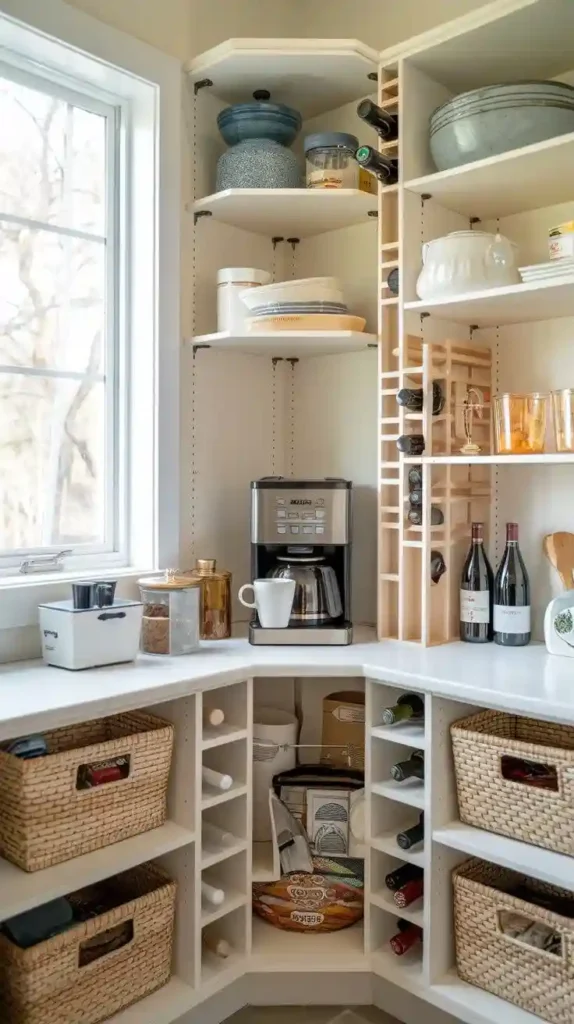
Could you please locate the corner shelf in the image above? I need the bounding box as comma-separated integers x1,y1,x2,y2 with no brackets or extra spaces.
250,916,365,972
192,331,377,358
404,276,574,327
434,821,574,890
404,453,574,465
372,779,425,810
192,189,377,238
371,723,426,748
106,977,195,1024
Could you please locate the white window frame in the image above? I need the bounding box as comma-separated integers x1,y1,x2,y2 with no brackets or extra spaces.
0,0,181,628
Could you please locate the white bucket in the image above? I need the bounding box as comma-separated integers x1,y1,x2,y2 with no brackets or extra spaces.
252,706,298,842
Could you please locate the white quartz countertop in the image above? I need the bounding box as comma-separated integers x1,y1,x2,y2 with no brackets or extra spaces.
1,637,574,739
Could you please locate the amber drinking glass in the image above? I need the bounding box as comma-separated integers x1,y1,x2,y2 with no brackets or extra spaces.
552,389,574,452
494,393,548,455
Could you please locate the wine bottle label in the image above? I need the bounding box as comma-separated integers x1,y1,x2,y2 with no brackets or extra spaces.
460,590,490,624
493,605,531,633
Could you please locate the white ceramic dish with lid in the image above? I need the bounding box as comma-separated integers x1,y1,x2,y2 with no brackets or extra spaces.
416,231,519,300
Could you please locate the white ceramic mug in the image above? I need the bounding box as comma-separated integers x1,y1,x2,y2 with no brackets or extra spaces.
238,578,295,628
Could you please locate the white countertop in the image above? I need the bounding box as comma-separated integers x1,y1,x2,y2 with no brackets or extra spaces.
1,637,574,739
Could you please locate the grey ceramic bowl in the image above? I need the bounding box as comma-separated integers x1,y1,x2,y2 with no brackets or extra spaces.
430,81,574,170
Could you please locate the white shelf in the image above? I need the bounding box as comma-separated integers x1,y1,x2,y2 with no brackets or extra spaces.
371,832,425,869
202,724,248,750
372,779,425,810
252,840,279,883
250,916,365,972
201,889,247,927
404,453,574,466
201,948,246,988
187,38,378,119
201,836,247,870
106,978,194,1024
371,889,424,927
0,822,194,923
371,722,426,749
193,189,377,238
404,132,574,219
201,781,248,811
192,331,376,358
372,947,423,991
404,276,574,327
430,970,545,1024
434,821,574,890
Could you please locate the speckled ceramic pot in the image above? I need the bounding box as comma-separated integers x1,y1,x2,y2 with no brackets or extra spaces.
216,138,302,190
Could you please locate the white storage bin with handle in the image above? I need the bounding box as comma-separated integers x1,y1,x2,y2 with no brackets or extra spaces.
253,707,298,842
217,267,270,333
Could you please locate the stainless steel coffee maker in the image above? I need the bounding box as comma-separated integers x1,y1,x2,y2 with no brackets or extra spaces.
249,478,352,645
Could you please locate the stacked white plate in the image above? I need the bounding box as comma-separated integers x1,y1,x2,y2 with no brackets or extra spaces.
238,276,366,333
519,258,574,283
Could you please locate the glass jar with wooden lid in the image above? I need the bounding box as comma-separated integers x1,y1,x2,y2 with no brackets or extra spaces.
188,558,232,640
138,571,201,655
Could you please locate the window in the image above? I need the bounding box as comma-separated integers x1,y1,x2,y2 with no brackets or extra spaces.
0,61,124,573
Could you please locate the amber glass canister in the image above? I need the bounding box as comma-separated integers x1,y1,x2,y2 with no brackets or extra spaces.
190,559,232,639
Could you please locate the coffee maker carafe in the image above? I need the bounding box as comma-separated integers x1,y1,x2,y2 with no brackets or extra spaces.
249,478,352,645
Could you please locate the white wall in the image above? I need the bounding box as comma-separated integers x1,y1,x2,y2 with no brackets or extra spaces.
304,0,496,50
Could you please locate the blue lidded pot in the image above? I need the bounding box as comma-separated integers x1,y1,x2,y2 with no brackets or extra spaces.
216,90,303,190
217,90,302,146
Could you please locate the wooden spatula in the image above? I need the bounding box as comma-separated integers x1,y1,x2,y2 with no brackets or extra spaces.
543,532,574,590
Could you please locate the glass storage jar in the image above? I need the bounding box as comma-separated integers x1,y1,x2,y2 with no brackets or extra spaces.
494,393,549,455
188,558,232,640
552,389,574,452
304,132,359,190
138,571,201,655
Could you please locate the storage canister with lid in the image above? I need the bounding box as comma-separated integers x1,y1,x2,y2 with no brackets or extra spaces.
138,571,201,655
189,558,232,640
304,132,360,190
217,268,271,333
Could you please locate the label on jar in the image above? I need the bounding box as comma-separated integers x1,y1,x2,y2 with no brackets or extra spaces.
493,605,531,633
307,171,345,189
460,590,490,624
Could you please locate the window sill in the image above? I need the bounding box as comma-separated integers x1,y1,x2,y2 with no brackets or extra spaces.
0,567,151,630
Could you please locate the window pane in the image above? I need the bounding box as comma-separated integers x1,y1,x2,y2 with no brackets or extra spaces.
0,223,105,373
0,374,106,551
0,75,107,235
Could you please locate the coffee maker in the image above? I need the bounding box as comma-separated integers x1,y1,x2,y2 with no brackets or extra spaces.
249,478,352,645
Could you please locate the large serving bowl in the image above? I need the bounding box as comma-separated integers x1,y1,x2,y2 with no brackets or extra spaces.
217,92,302,147
430,80,574,170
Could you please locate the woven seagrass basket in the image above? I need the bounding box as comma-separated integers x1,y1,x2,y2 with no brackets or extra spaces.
0,862,176,1024
0,711,173,871
451,709,574,855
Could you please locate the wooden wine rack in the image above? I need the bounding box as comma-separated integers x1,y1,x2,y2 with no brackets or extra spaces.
377,65,493,646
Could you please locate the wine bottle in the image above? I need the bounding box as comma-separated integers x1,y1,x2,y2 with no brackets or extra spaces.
396,813,424,851
201,881,225,906
394,876,424,908
357,99,399,141
384,863,423,892
391,750,425,782
408,506,444,527
381,693,424,726
355,145,398,185
387,267,399,296
203,934,232,959
396,434,425,455
494,522,531,647
408,466,422,489
409,488,423,506
397,381,444,415
460,522,494,644
390,921,423,956
204,708,225,727
430,549,447,584
202,766,233,791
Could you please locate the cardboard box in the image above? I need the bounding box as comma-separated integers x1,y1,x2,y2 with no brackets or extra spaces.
321,691,365,769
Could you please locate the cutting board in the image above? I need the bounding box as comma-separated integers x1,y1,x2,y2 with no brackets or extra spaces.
543,532,574,656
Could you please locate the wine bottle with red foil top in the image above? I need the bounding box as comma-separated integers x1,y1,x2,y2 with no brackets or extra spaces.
460,522,494,644
494,522,531,647
396,812,424,851
394,876,424,908
357,99,399,141
355,145,398,185
391,750,425,782
384,863,423,892
390,920,423,956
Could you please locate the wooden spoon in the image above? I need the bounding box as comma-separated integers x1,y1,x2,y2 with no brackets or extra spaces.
543,532,574,590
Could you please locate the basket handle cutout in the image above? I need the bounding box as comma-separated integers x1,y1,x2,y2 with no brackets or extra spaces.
499,754,558,792
78,919,134,967
76,753,131,790
496,909,566,964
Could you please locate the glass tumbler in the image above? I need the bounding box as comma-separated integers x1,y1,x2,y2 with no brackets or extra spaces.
494,393,548,455
552,389,574,452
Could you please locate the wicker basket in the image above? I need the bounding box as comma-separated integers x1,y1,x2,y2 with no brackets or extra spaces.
453,858,574,1024
0,711,174,871
0,862,175,1024
451,709,574,855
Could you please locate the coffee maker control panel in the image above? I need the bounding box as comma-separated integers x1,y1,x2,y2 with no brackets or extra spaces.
251,482,350,545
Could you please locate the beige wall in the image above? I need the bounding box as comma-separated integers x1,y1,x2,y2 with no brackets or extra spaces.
303,0,494,49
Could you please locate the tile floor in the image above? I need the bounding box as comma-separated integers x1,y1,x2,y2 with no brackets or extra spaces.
229,1009,402,1024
